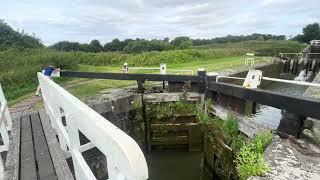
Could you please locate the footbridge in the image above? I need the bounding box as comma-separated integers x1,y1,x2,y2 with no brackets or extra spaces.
1,65,320,179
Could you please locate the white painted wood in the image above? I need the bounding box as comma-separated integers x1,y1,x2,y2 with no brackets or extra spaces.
311,40,320,46
243,70,262,89
38,73,148,180
0,84,12,179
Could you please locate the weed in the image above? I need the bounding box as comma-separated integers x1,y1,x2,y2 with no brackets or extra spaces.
231,134,246,153
224,112,239,139
235,131,273,179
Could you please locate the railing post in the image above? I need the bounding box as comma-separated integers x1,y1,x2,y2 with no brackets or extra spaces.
198,68,206,110
123,63,128,74
277,110,306,138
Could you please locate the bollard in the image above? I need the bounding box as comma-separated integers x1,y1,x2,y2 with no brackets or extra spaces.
160,64,166,90
123,63,128,74
197,68,206,94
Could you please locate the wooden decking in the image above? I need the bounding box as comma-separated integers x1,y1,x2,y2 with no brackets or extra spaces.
5,111,73,180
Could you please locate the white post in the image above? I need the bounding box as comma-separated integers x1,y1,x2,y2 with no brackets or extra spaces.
123,63,128,74
160,64,166,75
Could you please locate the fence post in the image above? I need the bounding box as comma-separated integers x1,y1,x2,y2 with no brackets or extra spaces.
123,63,128,74
198,68,206,110
160,64,167,90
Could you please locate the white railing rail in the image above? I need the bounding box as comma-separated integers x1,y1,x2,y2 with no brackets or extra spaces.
38,73,148,180
311,40,320,46
0,84,12,179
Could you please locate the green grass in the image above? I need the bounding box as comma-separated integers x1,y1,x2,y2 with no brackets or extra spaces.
65,56,269,101
194,40,305,56
7,55,270,105
67,80,136,100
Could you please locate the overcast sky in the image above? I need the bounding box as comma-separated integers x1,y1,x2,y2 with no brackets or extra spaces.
1,0,319,45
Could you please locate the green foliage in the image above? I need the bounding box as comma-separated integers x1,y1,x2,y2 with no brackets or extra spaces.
0,48,78,100
235,131,273,179
0,20,43,51
148,101,196,120
231,134,246,153
252,131,273,154
171,36,191,47
194,40,305,56
293,23,320,43
196,111,210,125
123,39,174,53
192,33,286,46
235,143,270,179
224,113,239,139
133,99,143,122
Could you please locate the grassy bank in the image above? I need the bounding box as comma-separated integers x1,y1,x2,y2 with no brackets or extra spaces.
1,40,305,104
194,40,305,56
66,56,269,100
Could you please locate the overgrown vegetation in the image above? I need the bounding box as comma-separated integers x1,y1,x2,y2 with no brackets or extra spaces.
147,101,197,120
0,20,43,51
236,131,273,179
0,48,78,100
195,101,273,179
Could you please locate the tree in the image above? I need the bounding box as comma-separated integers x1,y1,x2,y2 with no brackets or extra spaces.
50,41,82,51
89,39,103,52
0,19,43,51
171,36,191,47
178,40,192,49
293,23,320,43
302,23,320,42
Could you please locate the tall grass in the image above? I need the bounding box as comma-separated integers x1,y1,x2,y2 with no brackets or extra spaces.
0,48,78,100
194,40,305,56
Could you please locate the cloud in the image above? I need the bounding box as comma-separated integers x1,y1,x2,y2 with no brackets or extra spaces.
0,0,319,45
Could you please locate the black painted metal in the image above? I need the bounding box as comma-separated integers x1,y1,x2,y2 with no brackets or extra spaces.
207,82,320,120
60,71,200,82
60,70,320,120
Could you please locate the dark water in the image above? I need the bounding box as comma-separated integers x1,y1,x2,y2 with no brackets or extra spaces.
253,82,308,129
146,151,202,180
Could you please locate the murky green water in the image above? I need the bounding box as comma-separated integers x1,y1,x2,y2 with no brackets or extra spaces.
146,151,202,180
254,82,308,129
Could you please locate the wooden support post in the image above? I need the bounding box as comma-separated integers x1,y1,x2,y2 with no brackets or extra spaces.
277,110,306,138
137,80,150,152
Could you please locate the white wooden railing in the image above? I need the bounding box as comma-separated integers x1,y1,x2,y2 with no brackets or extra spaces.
311,40,320,46
0,84,12,179
38,73,148,180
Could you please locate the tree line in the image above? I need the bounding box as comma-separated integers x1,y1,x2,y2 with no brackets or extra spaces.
0,20,43,51
292,23,320,43
49,34,286,53
1,18,319,54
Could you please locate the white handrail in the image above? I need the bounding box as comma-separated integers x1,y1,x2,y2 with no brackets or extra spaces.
0,84,12,179
311,40,320,46
38,73,148,180
216,75,320,87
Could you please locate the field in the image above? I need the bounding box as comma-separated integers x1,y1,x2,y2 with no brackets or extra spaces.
0,40,305,105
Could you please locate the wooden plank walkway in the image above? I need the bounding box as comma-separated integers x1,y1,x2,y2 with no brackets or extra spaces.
5,111,74,180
